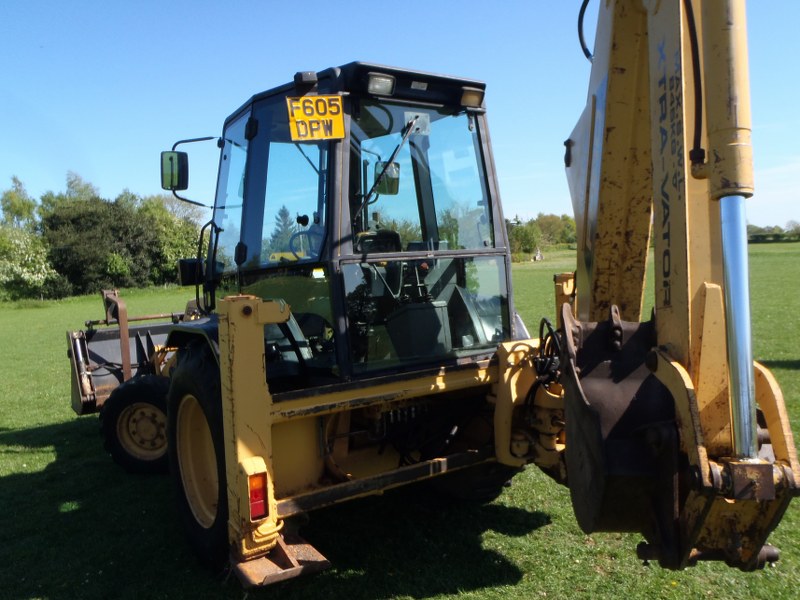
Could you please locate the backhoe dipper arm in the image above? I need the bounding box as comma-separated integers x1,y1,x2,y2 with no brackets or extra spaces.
559,0,799,569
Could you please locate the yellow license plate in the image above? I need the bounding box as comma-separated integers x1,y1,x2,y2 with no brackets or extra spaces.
286,95,344,141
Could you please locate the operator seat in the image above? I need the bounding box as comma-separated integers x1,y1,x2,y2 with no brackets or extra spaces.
355,229,401,254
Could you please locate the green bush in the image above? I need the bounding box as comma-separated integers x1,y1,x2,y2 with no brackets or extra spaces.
0,225,57,299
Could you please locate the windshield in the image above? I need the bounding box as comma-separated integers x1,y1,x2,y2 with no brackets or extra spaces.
260,141,328,264
349,100,493,253
257,96,330,266
213,95,331,272
344,98,508,374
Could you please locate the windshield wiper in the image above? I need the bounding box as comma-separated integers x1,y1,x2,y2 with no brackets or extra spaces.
294,143,320,174
355,114,420,220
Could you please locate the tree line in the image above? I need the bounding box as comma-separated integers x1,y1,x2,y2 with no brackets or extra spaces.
506,213,577,261
0,174,202,300
747,222,800,243
0,171,577,301
504,214,799,260
5,172,789,299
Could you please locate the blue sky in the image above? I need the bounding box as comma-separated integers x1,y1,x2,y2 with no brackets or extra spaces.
1,1,797,228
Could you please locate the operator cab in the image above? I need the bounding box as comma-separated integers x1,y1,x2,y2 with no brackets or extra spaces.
165,62,518,393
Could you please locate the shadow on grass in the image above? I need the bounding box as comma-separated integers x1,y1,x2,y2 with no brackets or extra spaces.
0,419,204,600
761,359,800,372
0,419,550,600
274,488,551,600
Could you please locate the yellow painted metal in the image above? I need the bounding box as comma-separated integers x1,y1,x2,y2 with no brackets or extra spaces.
527,382,566,476
553,272,576,328
569,0,731,372
216,294,502,562
152,346,177,378
642,0,797,520
648,344,800,567
218,295,289,561
566,0,653,323
689,489,789,568
493,336,566,478
285,96,345,142
271,419,325,498
493,340,538,468
641,0,727,375
570,0,749,443
564,96,595,316
753,362,800,483
270,361,495,424
692,283,733,456
695,0,754,199
619,2,791,447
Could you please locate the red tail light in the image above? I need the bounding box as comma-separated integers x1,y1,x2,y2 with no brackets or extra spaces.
248,473,267,520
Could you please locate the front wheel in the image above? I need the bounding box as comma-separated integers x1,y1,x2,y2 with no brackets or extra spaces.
100,375,169,474
167,343,229,568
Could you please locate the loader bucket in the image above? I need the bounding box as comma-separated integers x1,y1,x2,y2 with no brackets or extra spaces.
67,290,183,415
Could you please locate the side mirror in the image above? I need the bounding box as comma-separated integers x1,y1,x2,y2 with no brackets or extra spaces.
161,151,189,191
177,258,203,286
178,258,225,286
374,161,400,195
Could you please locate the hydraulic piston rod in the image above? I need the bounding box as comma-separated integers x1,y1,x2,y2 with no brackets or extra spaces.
700,0,758,458
720,196,757,458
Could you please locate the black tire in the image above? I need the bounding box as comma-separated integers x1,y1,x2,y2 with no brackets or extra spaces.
100,375,169,474
167,343,229,569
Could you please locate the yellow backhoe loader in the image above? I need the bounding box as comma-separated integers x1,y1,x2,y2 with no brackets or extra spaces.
67,0,798,587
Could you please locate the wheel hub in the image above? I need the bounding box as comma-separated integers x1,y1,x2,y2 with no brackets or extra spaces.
117,402,167,460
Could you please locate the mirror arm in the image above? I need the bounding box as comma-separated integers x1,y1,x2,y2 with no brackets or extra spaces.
171,190,213,209
171,136,217,151
168,136,219,208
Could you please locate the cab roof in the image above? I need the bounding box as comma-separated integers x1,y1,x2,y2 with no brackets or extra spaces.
224,61,486,128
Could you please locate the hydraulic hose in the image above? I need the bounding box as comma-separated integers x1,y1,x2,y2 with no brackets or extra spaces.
578,0,593,62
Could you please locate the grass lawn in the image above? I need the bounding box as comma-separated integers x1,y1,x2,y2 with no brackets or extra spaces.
0,244,798,599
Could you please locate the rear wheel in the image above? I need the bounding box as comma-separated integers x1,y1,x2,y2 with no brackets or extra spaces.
167,343,229,568
100,375,169,474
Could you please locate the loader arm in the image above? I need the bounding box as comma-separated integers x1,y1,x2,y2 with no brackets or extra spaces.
558,0,799,569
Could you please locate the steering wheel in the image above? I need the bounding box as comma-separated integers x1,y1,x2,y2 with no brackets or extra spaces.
289,229,325,260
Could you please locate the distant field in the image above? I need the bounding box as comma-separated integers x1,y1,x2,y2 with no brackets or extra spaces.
0,244,798,600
